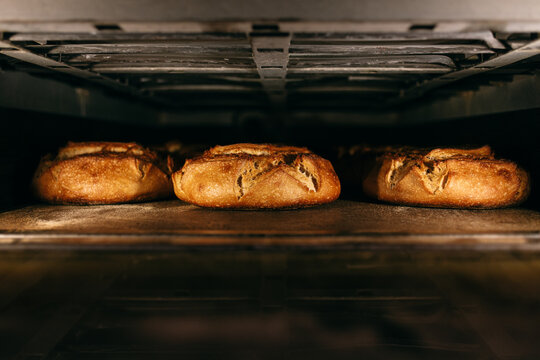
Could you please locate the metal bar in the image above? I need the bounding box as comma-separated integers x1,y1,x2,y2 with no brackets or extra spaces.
35,41,494,56
0,40,142,95
292,30,505,49
65,54,253,63
290,44,495,55
9,30,504,49
250,32,292,106
291,86,398,93
90,61,253,68
142,84,260,92
347,75,414,81
387,38,540,106
289,67,451,74
289,55,457,67
45,45,491,59
92,66,258,74
47,43,251,55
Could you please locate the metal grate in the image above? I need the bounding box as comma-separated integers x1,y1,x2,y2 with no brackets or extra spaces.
1,21,540,112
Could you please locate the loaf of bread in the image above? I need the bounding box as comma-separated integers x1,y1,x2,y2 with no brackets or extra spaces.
172,143,341,209
361,145,530,208
32,142,174,204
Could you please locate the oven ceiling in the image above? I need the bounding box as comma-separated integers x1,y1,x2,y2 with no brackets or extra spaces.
0,0,539,125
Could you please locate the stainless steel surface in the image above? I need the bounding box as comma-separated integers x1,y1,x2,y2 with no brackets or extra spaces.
1,0,540,21
1,200,540,249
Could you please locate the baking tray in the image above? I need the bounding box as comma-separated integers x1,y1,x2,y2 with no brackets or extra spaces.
1,200,540,250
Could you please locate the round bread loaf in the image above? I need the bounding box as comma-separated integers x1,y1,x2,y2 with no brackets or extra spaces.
172,143,341,209
362,145,530,208
33,142,174,204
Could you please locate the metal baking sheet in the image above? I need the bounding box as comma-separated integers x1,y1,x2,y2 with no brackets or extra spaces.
1,200,540,249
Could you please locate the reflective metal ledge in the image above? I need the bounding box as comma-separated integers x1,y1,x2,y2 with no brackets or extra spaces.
1,200,540,250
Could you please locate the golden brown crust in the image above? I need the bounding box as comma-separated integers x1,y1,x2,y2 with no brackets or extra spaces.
32,142,174,204
172,143,341,209
362,145,530,208
207,143,312,156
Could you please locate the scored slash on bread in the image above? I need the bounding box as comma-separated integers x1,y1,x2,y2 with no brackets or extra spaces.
234,152,320,199
33,142,176,205
172,143,341,209
359,145,530,209
385,146,494,193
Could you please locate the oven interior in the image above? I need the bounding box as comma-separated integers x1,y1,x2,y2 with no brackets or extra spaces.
1,1,540,359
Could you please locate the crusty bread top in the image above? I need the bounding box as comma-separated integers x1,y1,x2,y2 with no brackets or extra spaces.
40,141,173,176
386,145,494,161
347,144,494,159
58,142,148,160
188,143,324,195
207,143,312,157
